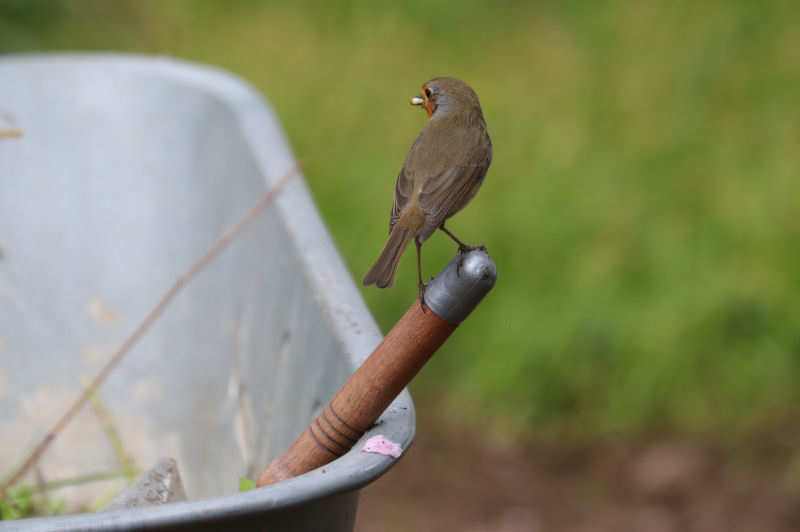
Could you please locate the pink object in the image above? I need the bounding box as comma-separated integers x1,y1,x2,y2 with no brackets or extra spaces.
361,435,403,458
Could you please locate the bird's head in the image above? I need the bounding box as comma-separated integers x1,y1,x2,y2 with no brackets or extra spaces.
410,77,482,119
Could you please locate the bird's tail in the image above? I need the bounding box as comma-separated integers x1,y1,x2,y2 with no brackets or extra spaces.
363,225,413,289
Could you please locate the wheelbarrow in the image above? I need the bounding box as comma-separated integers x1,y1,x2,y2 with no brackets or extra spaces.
0,55,495,531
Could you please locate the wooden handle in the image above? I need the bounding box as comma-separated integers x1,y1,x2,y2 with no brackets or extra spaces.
257,300,455,486
256,249,496,487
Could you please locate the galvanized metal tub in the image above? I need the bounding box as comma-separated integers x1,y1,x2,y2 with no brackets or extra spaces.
0,54,413,531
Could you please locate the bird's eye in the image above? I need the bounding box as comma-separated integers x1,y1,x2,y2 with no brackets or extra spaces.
425,88,432,98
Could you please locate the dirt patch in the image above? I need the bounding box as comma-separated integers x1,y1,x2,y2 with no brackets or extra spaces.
356,414,800,532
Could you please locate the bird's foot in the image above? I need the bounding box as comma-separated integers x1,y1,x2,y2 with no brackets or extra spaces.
458,243,487,254
418,280,428,312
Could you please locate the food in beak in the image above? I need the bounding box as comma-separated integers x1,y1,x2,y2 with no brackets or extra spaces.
410,96,424,105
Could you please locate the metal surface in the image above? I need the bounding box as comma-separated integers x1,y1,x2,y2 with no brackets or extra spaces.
425,249,497,325
0,54,414,531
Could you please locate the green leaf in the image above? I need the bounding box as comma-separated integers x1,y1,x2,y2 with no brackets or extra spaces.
238,477,256,492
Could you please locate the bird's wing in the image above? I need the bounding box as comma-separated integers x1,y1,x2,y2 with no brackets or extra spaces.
390,117,491,237
417,162,489,240
414,123,491,240
389,166,413,233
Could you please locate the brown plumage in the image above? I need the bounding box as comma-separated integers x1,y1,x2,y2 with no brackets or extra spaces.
363,77,492,300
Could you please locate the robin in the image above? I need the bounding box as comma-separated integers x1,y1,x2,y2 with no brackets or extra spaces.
363,77,492,303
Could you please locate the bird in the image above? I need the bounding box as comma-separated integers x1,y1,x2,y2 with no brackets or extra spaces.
363,77,492,304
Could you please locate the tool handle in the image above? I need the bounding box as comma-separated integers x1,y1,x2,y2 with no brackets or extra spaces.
256,249,496,487
257,301,453,485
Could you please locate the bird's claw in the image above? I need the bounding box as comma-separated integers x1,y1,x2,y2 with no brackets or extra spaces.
458,243,487,254
418,281,427,312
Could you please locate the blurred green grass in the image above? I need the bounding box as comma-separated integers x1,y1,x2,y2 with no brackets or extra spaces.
3,0,799,442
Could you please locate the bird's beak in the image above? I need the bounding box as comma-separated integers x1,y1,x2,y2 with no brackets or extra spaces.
410,96,424,106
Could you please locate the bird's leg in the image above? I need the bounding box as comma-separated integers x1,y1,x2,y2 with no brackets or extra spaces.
439,223,486,254
415,236,427,311
439,223,486,276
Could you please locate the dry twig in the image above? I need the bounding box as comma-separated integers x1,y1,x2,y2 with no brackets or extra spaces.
0,129,23,139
